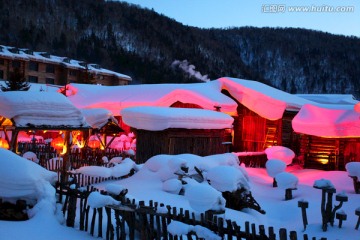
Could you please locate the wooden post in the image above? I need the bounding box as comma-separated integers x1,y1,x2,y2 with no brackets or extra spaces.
355,208,360,230
335,211,347,228
298,200,309,230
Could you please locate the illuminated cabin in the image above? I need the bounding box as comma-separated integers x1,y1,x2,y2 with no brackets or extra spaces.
121,106,234,164
293,104,360,170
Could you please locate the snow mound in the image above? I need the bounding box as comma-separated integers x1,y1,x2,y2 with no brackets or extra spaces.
184,184,225,212
207,166,250,192
162,179,182,194
265,146,295,165
0,149,57,199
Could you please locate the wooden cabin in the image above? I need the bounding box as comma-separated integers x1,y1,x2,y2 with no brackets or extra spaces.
135,128,231,163
221,88,300,154
121,106,234,164
298,135,360,171
293,104,360,170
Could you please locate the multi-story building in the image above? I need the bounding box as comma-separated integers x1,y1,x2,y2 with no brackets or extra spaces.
0,45,132,86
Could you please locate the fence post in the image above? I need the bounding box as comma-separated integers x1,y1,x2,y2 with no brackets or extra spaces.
279,228,287,240
105,207,114,240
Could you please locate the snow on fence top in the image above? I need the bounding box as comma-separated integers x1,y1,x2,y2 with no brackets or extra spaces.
0,91,90,129
292,103,360,137
121,106,234,131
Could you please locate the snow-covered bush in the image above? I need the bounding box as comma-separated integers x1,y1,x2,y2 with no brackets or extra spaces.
266,159,287,187
184,183,225,213
162,179,182,194
206,165,250,193
265,146,295,165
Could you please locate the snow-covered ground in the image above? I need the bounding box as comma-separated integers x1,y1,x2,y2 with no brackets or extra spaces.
1,149,360,240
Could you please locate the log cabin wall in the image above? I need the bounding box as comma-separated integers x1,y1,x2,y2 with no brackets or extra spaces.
135,128,229,164
299,135,345,170
232,104,282,152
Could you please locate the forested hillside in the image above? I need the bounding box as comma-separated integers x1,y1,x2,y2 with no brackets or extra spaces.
0,0,359,97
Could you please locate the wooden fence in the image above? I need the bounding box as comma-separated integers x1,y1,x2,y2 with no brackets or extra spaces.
58,184,327,240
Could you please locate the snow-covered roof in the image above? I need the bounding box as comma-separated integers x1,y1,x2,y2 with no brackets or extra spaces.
65,82,238,116
121,106,234,131
0,91,90,129
64,78,323,120
297,94,358,105
0,45,131,80
292,104,360,137
80,108,118,129
217,77,313,119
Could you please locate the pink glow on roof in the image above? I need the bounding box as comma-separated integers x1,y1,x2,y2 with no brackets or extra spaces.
292,104,360,137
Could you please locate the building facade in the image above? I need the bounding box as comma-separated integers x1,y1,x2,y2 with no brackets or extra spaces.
0,46,131,86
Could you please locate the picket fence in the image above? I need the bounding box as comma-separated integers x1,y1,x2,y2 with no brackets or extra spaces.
58,184,327,240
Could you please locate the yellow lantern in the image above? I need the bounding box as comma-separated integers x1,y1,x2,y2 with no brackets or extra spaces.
0,138,9,149
51,136,64,151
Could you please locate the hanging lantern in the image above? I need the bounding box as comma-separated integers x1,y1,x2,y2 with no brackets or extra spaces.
0,138,9,149
51,136,64,151
88,138,101,149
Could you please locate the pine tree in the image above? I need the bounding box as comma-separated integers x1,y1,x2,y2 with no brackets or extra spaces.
1,68,31,91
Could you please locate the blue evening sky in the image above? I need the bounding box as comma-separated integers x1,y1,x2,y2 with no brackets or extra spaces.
118,0,360,37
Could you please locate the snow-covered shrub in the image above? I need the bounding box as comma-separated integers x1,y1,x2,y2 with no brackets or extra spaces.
162,179,182,194
206,165,250,192
265,146,295,165
144,154,172,172
266,159,287,187
184,184,225,213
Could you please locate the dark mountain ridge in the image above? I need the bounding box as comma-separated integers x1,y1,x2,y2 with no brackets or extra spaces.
0,0,359,97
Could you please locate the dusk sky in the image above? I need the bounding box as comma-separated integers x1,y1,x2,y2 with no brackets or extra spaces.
118,0,360,37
